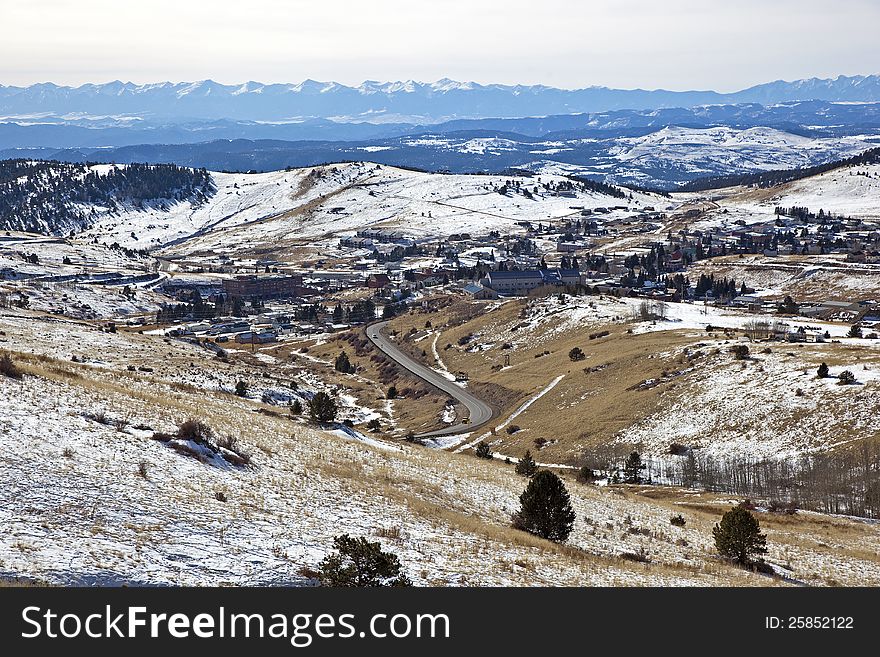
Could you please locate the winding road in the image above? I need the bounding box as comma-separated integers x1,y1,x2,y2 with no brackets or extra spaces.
366,321,494,438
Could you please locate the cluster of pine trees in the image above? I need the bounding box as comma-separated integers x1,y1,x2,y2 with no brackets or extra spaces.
774,205,853,225
0,159,215,234
693,273,746,300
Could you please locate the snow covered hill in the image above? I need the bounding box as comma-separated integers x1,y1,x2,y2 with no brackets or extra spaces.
725,161,880,220
74,162,665,254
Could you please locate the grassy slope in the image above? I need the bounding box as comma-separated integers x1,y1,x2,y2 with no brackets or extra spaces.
4,309,880,586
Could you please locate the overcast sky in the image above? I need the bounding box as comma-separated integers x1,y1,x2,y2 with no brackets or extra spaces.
2,0,878,91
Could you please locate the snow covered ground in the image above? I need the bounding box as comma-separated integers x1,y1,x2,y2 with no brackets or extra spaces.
63,162,666,257
618,339,880,458
726,162,880,220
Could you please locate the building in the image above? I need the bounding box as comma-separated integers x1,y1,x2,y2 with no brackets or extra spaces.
235,331,277,345
222,275,303,300
366,273,392,289
484,269,582,296
463,283,499,300
485,270,545,295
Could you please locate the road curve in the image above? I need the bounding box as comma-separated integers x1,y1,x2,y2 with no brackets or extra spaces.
366,321,494,438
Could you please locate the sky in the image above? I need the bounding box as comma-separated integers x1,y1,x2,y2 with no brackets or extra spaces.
2,0,878,91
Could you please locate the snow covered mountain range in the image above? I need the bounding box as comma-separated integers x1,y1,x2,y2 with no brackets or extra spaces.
2,74,880,189
3,74,880,123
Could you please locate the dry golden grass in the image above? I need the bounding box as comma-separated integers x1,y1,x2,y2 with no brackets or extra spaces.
376,297,695,460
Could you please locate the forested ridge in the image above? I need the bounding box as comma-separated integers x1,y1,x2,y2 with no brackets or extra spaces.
0,159,215,234
678,146,880,191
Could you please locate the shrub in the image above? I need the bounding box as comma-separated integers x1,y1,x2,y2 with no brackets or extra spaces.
0,352,22,379
367,418,381,431
568,347,586,362
474,441,493,458
576,466,596,483
309,391,338,423
670,514,686,527
137,460,149,479
838,370,857,385
177,418,214,444
386,385,398,399
89,410,111,425
817,362,829,378
730,344,750,360
515,450,538,477
767,500,798,515
505,424,521,435
234,380,248,397
215,491,228,502
316,534,411,587
713,505,767,565
512,470,576,542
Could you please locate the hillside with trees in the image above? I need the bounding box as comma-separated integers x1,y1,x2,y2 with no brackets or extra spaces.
679,146,880,191
0,159,215,234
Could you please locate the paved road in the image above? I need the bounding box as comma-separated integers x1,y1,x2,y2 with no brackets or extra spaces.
366,321,494,438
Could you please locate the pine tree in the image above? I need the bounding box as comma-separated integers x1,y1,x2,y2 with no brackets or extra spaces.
515,450,538,477
309,391,338,423
474,441,493,459
317,534,411,587
334,350,355,374
623,451,645,484
512,470,575,542
234,380,248,397
713,505,767,565
817,362,829,378
290,399,303,415
848,324,863,338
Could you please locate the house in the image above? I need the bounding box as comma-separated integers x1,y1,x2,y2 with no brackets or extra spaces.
366,273,392,289
463,283,498,300
235,331,277,345
731,295,764,312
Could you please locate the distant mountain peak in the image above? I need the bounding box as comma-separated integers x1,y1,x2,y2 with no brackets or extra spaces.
1,74,879,124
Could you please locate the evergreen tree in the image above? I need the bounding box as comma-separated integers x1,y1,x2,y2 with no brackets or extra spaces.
386,385,398,399
317,534,411,587
291,399,303,415
309,392,338,423
474,441,493,459
713,505,767,565
623,451,645,484
512,470,576,542
848,324,863,338
817,362,829,378
334,350,355,374
515,450,538,477
234,380,248,397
